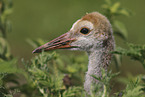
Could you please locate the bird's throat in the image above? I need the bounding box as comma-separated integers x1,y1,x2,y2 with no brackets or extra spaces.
84,48,111,94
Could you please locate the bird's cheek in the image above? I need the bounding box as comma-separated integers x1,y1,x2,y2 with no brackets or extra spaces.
70,41,81,48
95,32,108,41
70,40,93,51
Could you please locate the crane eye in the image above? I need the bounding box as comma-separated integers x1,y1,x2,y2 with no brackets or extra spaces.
80,28,89,34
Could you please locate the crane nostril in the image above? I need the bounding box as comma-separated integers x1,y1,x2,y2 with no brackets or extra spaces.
62,40,70,45
62,42,67,45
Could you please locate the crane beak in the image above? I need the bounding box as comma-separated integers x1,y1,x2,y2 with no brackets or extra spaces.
32,32,76,53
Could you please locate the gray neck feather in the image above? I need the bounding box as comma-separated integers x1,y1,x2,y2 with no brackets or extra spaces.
84,38,114,94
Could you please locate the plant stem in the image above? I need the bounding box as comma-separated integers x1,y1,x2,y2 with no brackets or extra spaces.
102,85,107,97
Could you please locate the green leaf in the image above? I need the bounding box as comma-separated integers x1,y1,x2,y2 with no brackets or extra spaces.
0,59,18,73
142,76,145,83
66,65,77,73
110,2,120,13
105,0,111,5
102,0,111,9
123,86,144,97
113,54,122,69
114,20,128,39
0,37,11,59
62,87,82,97
119,8,132,17
91,74,101,81
112,43,145,68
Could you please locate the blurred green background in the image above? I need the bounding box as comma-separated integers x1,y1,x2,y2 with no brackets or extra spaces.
7,0,145,80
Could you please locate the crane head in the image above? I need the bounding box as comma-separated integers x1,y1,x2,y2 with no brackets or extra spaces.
32,12,112,53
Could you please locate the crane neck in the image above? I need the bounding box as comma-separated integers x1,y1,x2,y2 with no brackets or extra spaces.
84,44,113,94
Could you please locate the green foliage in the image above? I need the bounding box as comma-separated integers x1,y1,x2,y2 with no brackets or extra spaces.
113,20,128,40
102,0,132,40
123,86,143,97
112,43,145,96
122,77,144,97
90,69,119,97
0,37,11,60
0,0,13,38
0,0,13,61
23,52,83,97
113,43,145,68
62,87,83,97
0,73,5,87
102,0,132,19
0,59,18,73
0,0,20,97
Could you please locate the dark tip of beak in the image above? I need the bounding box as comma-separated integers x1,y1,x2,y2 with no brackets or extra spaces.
32,49,37,54
32,48,42,54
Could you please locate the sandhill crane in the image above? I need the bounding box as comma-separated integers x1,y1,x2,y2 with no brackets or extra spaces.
32,12,115,94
